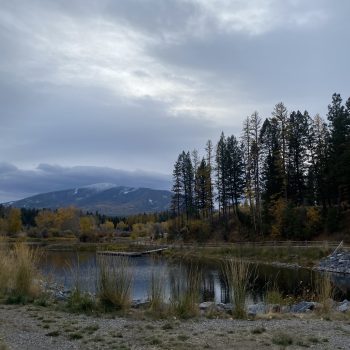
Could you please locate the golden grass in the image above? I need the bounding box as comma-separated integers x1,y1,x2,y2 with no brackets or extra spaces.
0,242,42,300
0,242,12,296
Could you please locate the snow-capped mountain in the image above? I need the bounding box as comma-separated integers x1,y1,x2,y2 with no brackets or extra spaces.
7,184,172,216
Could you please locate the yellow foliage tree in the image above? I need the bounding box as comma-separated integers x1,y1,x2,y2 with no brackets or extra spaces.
35,210,57,232
7,208,22,235
270,198,287,237
55,207,79,233
79,216,95,235
100,220,115,234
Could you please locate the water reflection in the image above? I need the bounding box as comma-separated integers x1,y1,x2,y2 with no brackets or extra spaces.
41,251,350,302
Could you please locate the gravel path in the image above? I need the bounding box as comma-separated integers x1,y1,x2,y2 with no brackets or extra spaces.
0,304,350,349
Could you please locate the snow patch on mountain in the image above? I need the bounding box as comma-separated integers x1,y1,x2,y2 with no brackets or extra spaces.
82,183,117,192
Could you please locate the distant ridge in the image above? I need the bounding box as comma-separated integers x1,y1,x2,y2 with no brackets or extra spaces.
6,183,172,216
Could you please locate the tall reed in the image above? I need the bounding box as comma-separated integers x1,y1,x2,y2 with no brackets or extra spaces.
222,258,252,318
315,272,334,314
148,270,166,313
97,255,133,311
0,242,42,301
66,253,96,313
170,262,202,318
12,243,41,299
0,241,12,296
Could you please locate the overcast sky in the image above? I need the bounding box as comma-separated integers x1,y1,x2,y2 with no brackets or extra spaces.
1,0,349,201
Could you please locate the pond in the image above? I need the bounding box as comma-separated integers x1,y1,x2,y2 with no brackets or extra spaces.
41,251,350,303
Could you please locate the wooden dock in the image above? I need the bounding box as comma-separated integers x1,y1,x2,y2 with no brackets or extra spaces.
97,247,168,257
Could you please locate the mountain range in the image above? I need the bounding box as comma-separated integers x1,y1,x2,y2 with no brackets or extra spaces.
7,183,172,216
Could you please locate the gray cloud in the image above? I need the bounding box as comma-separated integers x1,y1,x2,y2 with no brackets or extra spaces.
0,0,349,201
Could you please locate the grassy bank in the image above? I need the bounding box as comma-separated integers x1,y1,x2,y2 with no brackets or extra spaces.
165,243,333,268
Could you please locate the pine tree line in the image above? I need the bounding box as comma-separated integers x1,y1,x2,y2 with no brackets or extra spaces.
171,93,350,239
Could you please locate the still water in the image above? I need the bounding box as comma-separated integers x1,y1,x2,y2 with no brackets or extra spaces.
42,251,350,303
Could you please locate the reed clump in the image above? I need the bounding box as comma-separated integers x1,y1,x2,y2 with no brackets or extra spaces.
148,270,166,315
0,242,42,302
170,263,201,319
97,256,133,311
66,256,96,313
315,272,334,314
222,258,253,319
0,242,12,296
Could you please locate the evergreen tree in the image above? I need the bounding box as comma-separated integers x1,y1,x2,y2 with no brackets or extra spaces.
196,158,211,217
192,149,200,215
205,140,214,219
226,135,244,215
241,117,255,226
249,111,263,233
327,93,350,206
260,118,284,204
306,114,329,208
171,154,183,223
287,110,309,205
216,132,228,217
181,151,195,220
272,102,288,200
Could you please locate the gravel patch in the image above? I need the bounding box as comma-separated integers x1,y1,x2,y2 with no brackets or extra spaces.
0,304,350,349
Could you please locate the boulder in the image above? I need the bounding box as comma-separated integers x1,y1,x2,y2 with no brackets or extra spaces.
216,303,233,312
337,299,350,313
247,302,266,316
290,301,317,313
199,301,215,310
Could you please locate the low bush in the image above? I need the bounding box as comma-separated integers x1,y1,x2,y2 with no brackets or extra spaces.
67,289,96,313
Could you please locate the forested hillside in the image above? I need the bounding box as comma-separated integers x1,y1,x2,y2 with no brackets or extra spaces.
170,93,350,241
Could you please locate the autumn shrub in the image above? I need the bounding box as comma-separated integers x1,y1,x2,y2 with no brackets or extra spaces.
187,220,211,242
270,198,287,237
305,207,322,237
265,278,285,307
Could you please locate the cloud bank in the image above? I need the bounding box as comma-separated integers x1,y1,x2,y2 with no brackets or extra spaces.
0,0,349,200
0,162,171,202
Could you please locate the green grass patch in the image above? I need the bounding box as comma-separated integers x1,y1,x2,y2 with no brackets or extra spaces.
68,332,83,340
46,330,60,337
272,332,293,346
251,327,266,334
